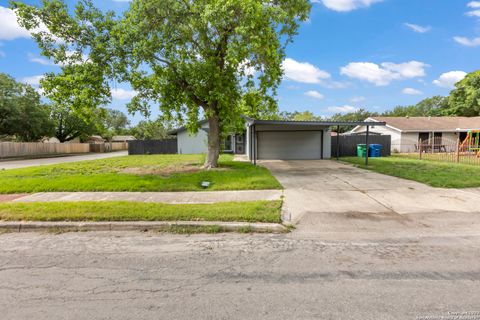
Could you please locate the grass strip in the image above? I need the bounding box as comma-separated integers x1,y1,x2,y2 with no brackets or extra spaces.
0,200,282,223
341,156,480,188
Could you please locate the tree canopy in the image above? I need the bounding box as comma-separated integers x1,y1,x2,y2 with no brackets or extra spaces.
447,70,480,117
382,96,449,117
0,73,53,141
12,0,311,167
128,118,172,140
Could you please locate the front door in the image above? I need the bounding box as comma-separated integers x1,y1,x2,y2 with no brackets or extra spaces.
235,134,245,154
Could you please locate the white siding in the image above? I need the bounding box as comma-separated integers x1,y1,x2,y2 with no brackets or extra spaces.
177,129,208,154
400,132,418,153
323,129,331,159
352,125,402,153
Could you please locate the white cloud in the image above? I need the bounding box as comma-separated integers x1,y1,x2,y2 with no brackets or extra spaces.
0,6,32,40
304,90,324,100
20,75,43,87
111,88,137,100
350,96,365,103
312,0,383,12
432,71,467,89
466,9,480,17
466,2,480,17
28,53,55,66
282,58,331,84
468,1,480,8
327,105,358,113
402,88,423,95
404,23,431,33
340,61,428,86
0,6,59,41
238,60,256,76
454,36,480,47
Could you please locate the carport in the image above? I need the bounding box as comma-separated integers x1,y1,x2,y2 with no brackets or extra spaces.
245,118,386,165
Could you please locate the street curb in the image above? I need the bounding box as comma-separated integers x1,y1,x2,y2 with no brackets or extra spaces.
0,221,288,233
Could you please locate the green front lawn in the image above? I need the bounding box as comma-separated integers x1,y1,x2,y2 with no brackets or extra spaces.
0,200,282,223
341,156,480,188
0,154,282,193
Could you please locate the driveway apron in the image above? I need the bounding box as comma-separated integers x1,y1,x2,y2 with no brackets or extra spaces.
262,160,480,239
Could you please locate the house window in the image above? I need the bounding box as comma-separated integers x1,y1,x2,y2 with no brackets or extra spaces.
433,132,442,145
419,132,429,144
223,135,233,152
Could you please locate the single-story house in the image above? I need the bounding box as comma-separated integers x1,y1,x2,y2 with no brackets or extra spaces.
112,135,137,143
169,120,247,155
350,117,480,153
170,118,385,161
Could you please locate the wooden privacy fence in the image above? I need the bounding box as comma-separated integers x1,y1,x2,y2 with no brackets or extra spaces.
128,139,178,155
331,135,391,157
0,142,90,159
89,142,128,153
0,142,128,159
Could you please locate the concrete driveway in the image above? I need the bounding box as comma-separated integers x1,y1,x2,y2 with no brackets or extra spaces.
262,160,480,239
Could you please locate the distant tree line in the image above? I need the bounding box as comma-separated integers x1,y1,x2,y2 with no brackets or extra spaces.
0,73,171,142
2,69,479,141
279,70,480,132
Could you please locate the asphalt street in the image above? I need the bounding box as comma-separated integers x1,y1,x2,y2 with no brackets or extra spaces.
1,231,479,320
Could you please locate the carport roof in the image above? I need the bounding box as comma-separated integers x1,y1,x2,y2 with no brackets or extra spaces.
244,117,386,127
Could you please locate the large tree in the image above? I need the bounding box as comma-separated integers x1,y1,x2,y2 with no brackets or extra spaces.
49,104,99,142
447,70,480,117
129,118,172,140
99,108,131,140
12,0,310,168
0,73,53,141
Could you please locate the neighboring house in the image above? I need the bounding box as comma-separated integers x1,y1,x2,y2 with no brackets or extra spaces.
87,135,106,144
351,117,480,153
112,135,137,143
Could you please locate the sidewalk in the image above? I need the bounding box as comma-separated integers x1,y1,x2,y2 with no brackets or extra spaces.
5,190,283,204
0,151,127,170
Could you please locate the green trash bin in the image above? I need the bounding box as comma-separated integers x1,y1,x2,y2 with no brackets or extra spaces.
357,144,367,157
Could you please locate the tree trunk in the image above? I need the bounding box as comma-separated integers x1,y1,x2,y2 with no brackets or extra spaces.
204,114,220,169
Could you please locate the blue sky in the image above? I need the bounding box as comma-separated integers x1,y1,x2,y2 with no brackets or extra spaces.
1,0,480,123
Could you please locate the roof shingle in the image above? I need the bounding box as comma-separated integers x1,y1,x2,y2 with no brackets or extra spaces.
370,117,480,131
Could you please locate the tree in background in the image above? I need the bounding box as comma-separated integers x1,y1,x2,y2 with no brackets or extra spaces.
13,0,311,168
447,70,480,117
329,108,379,133
383,96,448,117
0,73,53,141
48,104,99,142
278,110,322,121
99,108,131,140
128,118,171,140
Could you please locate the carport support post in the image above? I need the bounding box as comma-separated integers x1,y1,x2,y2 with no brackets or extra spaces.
365,125,370,166
336,125,340,160
253,124,257,166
